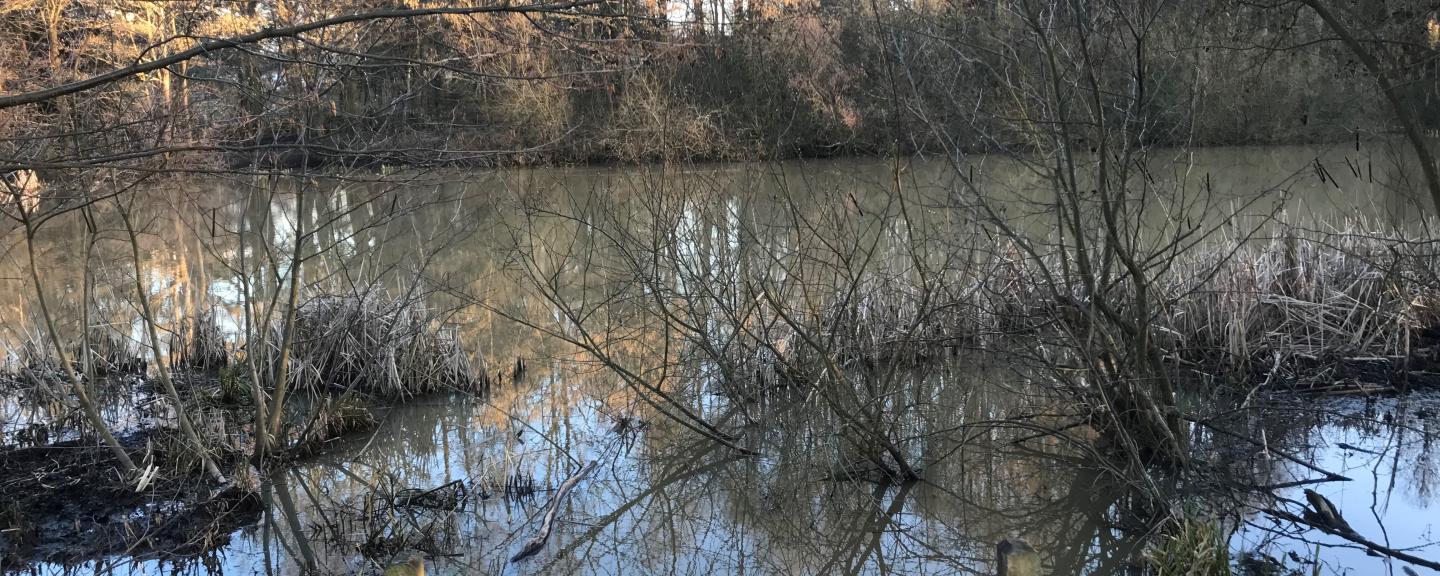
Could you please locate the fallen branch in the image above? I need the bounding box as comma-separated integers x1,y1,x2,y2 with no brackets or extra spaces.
510,460,598,562
1265,508,1440,570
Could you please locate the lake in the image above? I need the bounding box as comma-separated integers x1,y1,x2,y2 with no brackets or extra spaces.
3,141,1439,575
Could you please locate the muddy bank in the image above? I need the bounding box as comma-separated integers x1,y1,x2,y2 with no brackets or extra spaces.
0,433,261,571
0,368,415,571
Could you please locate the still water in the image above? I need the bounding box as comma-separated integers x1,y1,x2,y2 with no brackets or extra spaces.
4,142,1439,574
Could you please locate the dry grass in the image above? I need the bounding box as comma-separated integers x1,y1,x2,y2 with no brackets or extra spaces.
259,293,487,399
1164,220,1440,387
712,219,1440,398
299,395,378,446
173,309,230,372
79,329,144,376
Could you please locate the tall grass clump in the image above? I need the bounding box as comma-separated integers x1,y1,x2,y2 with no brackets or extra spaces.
78,328,144,376
1145,515,1231,576
298,395,378,447
1163,219,1440,387
173,309,230,372
874,219,1440,393
259,292,486,399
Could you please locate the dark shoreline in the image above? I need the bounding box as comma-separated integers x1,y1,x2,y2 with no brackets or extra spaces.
217,129,1396,172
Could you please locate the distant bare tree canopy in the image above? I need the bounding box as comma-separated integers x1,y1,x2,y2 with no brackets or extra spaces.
3,0,1440,174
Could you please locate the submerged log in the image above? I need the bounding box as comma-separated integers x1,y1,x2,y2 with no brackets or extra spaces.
1303,489,1355,535
510,460,598,562
393,479,467,510
1267,506,1440,570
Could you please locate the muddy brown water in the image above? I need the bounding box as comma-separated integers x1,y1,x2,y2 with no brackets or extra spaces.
3,143,1439,574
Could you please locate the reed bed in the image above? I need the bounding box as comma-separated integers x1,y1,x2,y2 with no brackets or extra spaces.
711,220,1440,396
79,329,146,376
1165,220,1440,388
172,310,230,372
259,293,487,398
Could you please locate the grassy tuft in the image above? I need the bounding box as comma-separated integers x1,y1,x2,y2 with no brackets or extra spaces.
1147,515,1231,576
262,292,487,398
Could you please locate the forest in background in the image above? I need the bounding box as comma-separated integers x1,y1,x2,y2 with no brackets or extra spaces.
2,0,1438,169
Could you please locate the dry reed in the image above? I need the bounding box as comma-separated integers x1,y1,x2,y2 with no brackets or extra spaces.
716,219,1440,396
258,292,487,399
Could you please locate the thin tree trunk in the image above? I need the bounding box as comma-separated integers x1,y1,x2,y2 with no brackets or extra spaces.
266,188,306,449
19,214,137,477
238,193,271,462
80,206,97,380
116,202,227,483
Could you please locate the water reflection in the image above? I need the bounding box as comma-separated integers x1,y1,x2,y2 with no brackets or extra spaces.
14,361,1166,575
1231,394,1440,573
5,145,1440,574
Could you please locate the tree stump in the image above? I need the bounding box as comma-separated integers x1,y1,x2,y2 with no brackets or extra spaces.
996,538,1041,576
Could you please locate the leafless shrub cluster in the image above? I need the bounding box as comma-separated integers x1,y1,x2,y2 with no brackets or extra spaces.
4,0,1440,570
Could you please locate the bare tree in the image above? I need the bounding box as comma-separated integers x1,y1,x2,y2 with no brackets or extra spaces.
1,187,139,477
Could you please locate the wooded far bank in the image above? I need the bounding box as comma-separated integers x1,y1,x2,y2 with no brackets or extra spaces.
3,0,1438,170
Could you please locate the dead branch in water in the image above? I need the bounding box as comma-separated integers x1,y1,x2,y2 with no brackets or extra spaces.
1265,507,1440,570
510,460,597,562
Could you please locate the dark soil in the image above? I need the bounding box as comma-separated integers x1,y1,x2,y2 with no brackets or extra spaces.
0,433,261,571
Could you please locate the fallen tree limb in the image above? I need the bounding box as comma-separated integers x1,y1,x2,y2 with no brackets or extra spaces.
511,460,598,562
1265,507,1440,570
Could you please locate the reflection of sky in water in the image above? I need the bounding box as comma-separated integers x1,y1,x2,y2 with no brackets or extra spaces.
1235,393,1440,574
18,368,1021,575
15,385,1440,574
1,383,163,447
7,146,1440,574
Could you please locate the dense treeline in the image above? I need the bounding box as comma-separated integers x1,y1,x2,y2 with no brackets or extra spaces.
1,0,1438,168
